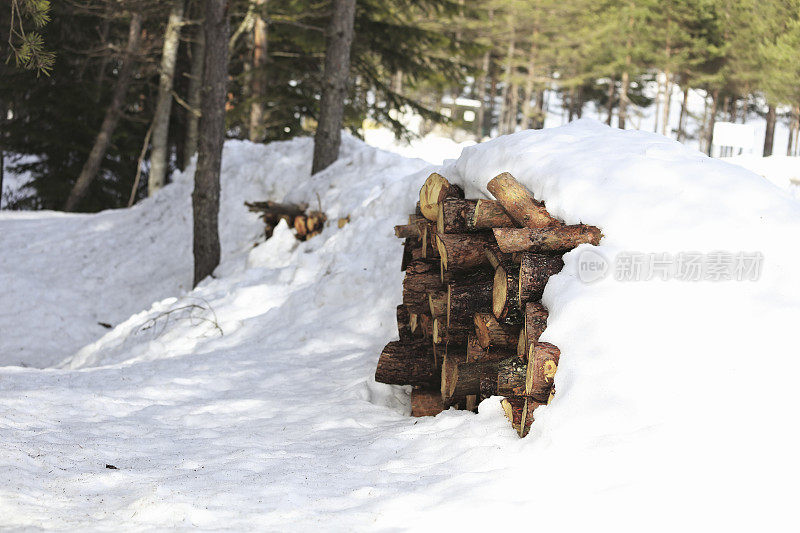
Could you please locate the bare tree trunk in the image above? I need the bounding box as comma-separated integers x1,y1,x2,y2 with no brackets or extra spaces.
65,12,143,212
677,84,689,142
534,89,545,129
788,105,799,156
653,72,662,133
499,37,515,135
763,104,776,157
522,56,535,129
606,78,615,126
148,0,186,196
184,22,206,164
248,0,268,142
312,0,356,174
507,84,519,132
618,69,630,129
706,89,718,156
193,0,229,286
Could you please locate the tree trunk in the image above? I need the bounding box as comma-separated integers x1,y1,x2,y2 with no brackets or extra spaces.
375,340,437,387
677,84,689,142
476,51,490,137
64,12,143,211
618,68,630,130
525,341,559,401
184,22,206,165
705,89,718,156
606,77,615,126
763,104,776,157
148,0,186,196
312,0,356,174
473,312,519,349
500,37,516,135
486,172,557,228
653,72,663,133
192,0,229,286
492,225,602,253
248,0,269,142
534,89,545,129
437,198,514,234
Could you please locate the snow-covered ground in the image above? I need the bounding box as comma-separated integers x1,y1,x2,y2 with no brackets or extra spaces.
2,122,800,530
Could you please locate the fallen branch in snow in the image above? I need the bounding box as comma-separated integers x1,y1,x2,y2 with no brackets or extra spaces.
136,300,223,338
374,171,603,437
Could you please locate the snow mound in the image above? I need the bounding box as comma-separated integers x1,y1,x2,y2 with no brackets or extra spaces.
2,121,799,530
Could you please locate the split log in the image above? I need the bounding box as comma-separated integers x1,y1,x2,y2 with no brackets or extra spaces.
518,302,548,357
446,274,493,325
486,172,558,228
375,340,438,387
432,317,471,345
473,312,519,349
411,389,445,417
492,254,562,323
437,198,515,234
396,305,413,342
496,356,528,397
419,172,464,221
501,396,526,431
436,232,495,272
419,222,439,259
402,260,445,313
493,225,602,253
525,342,560,401
519,398,545,437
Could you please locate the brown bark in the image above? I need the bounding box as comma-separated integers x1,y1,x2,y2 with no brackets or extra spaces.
418,172,464,221
519,397,544,437
492,225,602,253
428,290,448,319
417,313,433,339
375,340,437,387
706,89,718,156
496,356,527,396
606,78,615,126
312,0,356,174
436,232,495,272
402,260,444,313
411,389,444,417
519,302,548,357
445,357,505,403
401,238,418,271
446,273,493,325
486,172,557,228
64,13,143,211
677,84,689,142
437,198,514,234
525,341,559,401
474,312,519,349
192,0,229,286
419,221,439,259
394,224,421,240
184,22,206,164
441,350,467,405
518,253,564,305
248,0,269,142
396,305,413,342
466,334,488,362
432,317,471,345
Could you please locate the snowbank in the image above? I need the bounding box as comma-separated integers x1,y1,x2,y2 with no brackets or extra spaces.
2,121,800,530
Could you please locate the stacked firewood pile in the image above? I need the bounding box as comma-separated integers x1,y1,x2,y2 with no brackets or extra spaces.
245,200,327,240
375,172,602,437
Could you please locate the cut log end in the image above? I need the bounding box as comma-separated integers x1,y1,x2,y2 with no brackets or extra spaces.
492,266,508,319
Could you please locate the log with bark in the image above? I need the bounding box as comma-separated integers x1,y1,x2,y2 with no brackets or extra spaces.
402,260,446,313
375,340,438,388
518,302,548,357
444,356,507,404
419,173,464,221
493,253,563,323
519,398,545,437
437,198,515,234
441,350,467,406
396,305,413,342
473,312,519,349
436,232,496,273
411,389,445,417
428,290,448,319
486,172,558,228
525,342,560,401
496,356,528,396
501,396,526,432
432,317,471,345
466,334,488,362
446,273,493,325
493,225,602,253
245,201,327,241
